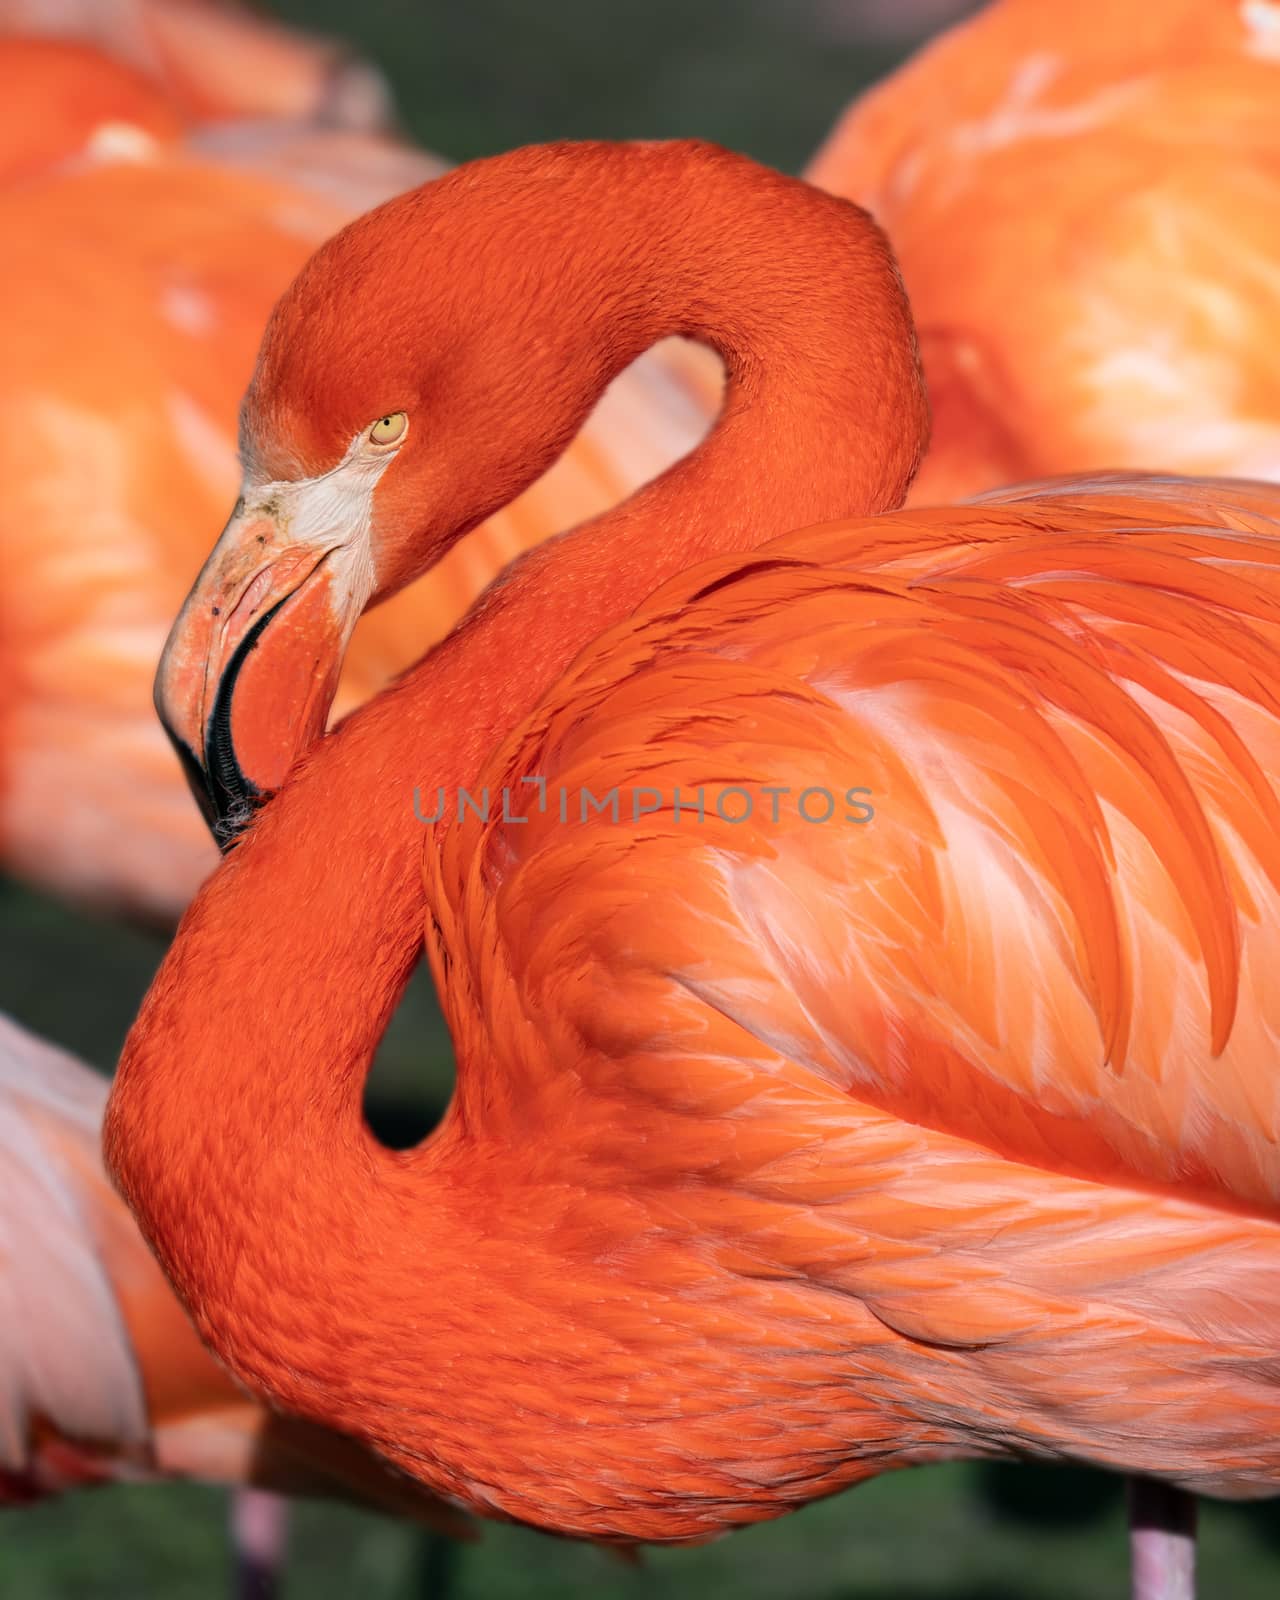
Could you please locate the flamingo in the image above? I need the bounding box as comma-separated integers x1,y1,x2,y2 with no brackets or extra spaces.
102,140,1280,1599
0,1009,470,1538
802,0,1280,503
0,28,712,920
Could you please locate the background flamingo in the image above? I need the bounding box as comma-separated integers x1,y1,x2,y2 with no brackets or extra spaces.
107,138,1280,1600
802,0,1280,502
0,11,713,921
0,1012,470,1576
0,11,455,1596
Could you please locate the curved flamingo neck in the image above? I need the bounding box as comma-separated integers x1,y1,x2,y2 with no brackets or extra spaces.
106,143,927,1477
383,143,926,787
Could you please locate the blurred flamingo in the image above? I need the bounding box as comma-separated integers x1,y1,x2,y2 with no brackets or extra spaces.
0,1011,471,1564
0,24,714,920
803,0,1280,503
0,34,181,181
0,0,391,128
103,139,1280,1600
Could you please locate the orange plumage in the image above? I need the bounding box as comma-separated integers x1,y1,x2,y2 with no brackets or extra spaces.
423,479,1280,1532
105,140,1280,1575
804,0,1280,503
0,36,180,180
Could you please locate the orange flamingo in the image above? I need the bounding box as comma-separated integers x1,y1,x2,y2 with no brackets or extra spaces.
104,141,1280,1599
0,31,711,919
803,0,1280,503
0,1009,471,1527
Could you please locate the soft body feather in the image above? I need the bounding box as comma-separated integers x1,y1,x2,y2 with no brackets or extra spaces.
417,478,1280,1528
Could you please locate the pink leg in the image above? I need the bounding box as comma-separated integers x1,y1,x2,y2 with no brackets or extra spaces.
230,1488,290,1600
1128,1478,1196,1600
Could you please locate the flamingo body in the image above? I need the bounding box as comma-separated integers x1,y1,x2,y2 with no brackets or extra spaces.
104,141,1280,1572
404,477,1280,1533
114,474,1280,1542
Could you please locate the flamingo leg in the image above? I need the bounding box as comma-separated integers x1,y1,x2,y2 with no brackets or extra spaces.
230,1487,290,1600
1128,1478,1197,1600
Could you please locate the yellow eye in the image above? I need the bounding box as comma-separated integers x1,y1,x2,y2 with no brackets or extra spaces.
369,412,408,447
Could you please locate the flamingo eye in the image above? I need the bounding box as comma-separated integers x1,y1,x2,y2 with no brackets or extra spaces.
368,412,408,448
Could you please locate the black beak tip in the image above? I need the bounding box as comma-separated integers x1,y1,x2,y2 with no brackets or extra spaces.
163,723,259,854
162,593,291,854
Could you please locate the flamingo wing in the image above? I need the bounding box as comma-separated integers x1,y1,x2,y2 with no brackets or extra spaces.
432,476,1280,1220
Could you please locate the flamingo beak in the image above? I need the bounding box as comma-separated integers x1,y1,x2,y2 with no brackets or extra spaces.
156,497,366,848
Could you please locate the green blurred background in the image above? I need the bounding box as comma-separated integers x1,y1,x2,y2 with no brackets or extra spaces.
2,0,1277,1594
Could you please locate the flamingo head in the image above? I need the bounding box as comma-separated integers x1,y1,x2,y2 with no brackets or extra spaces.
155,150,623,844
